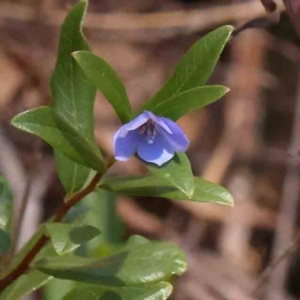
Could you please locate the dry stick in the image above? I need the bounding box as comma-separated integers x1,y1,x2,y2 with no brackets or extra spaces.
254,232,300,297
10,174,32,255
259,75,300,299
0,165,108,291
0,2,285,34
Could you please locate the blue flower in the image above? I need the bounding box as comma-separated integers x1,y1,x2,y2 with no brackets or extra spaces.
114,111,190,166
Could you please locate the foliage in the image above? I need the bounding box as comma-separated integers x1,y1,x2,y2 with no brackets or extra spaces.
0,0,234,299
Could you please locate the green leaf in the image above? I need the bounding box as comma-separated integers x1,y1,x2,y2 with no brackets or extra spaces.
32,241,186,286
0,226,50,300
151,85,229,121
125,235,150,248
63,282,172,300
11,107,84,165
55,152,92,195
147,153,195,199
0,202,92,299
73,51,132,124
11,107,106,173
0,270,51,300
142,25,233,111
100,175,233,206
0,177,12,254
50,0,101,192
53,114,106,172
46,223,100,255
3,225,46,276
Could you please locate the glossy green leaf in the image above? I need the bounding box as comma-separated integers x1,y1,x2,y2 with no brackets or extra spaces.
0,203,91,299
12,107,106,173
46,223,100,255
0,177,12,254
147,152,195,198
100,175,233,206
33,241,186,286
151,85,229,121
63,282,172,300
142,25,233,111
12,107,83,165
73,51,132,124
50,0,101,192
0,225,91,299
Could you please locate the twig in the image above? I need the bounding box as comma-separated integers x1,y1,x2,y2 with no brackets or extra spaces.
0,156,113,292
0,2,285,38
10,173,32,256
253,232,300,297
283,0,300,38
262,72,300,299
260,0,278,12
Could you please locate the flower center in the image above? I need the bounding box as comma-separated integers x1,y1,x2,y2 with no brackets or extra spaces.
140,120,156,144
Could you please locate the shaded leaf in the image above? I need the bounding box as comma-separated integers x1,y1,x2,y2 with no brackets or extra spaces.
73,51,132,123
100,175,233,206
3,226,46,276
46,223,100,255
147,153,195,198
142,25,233,111
55,152,92,195
53,114,106,172
0,202,91,299
0,271,51,300
63,282,172,300
151,85,229,121
0,177,12,254
33,241,186,286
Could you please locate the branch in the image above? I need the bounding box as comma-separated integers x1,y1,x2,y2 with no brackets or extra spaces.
0,169,104,291
0,2,285,40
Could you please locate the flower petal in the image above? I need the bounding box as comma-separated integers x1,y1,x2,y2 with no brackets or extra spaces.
156,117,190,152
114,128,141,161
125,112,150,131
137,134,174,166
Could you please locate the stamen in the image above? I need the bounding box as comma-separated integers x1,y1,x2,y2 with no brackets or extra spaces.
139,120,156,144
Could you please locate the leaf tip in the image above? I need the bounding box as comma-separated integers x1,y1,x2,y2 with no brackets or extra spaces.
71,51,79,58
224,87,231,94
222,193,234,207
224,25,235,34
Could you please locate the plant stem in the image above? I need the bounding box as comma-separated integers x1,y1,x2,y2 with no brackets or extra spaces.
0,171,103,292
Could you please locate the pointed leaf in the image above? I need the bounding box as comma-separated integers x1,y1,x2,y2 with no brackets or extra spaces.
46,223,100,255
0,177,13,254
151,85,229,121
11,107,106,173
142,25,233,111
32,241,186,286
147,152,195,198
50,0,101,193
100,175,233,206
63,282,172,300
73,51,132,124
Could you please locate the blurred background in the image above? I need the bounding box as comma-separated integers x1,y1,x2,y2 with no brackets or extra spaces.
1,0,300,299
